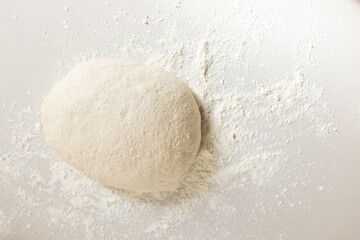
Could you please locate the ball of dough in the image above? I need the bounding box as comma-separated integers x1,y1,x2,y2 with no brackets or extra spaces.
41,59,201,192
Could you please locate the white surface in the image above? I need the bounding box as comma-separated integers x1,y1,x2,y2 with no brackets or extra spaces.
1,0,360,239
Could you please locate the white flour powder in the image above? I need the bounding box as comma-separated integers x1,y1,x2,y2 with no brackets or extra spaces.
0,1,337,239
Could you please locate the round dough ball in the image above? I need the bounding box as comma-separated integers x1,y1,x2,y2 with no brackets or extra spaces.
41,59,201,192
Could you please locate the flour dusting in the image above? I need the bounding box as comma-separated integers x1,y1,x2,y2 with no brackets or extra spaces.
0,0,338,239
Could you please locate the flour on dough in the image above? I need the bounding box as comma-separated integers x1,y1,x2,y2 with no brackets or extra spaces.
41,59,201,192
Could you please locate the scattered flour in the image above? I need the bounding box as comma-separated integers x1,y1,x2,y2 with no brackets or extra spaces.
0,0,337,239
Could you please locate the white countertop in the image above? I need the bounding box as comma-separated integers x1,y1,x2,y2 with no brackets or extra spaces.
1,0,360,239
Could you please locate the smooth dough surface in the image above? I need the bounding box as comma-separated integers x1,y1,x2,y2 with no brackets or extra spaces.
41,59,201,192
